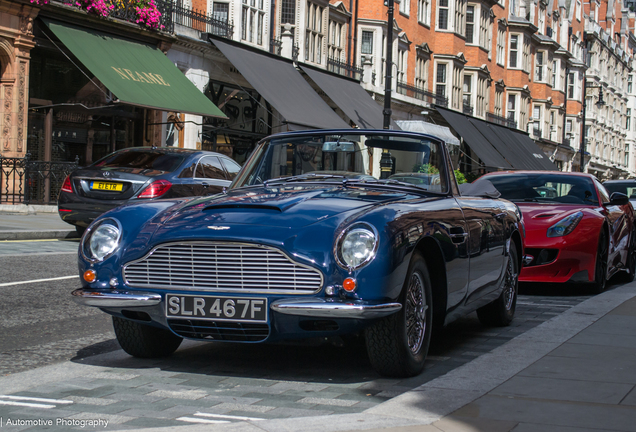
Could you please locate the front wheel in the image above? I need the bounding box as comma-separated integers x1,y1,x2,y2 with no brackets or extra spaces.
364,252,433,377
477,241,519,327
591,230,608,294
113,317,182,358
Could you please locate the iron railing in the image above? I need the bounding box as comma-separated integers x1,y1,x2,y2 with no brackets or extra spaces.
486,112,517,129
327,57,363,81
172,4,233,38
396,81,448,107
0,155,79,205
270,38,282,55
462,101,474,116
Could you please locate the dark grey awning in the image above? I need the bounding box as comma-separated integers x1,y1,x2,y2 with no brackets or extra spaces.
469,119,547,170
508,130,557,170
437,108,512,169
211,39,348,130
438,107,556,171
300,65,397,129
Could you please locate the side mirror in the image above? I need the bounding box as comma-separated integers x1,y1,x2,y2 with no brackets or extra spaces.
609,192,629,206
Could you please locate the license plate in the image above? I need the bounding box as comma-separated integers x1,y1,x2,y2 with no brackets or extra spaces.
166,294,267,323
91,181,123,191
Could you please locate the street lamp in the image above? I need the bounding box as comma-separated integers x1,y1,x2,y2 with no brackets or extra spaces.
579,81,606,172
380,0,395,179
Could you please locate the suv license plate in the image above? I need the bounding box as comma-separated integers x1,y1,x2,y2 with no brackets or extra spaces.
166,294,267,323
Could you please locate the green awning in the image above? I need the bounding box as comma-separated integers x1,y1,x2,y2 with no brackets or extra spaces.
43,19,226,119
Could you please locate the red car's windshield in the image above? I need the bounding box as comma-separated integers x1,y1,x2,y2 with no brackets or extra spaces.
482,174,598,205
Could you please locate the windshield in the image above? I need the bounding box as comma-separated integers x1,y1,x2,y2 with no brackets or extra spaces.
604,182,636,199
93,150,185,173
231,131,449,194
482,173,599,205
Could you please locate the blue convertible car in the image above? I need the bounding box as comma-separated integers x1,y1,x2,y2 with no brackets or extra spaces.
72,129,523,377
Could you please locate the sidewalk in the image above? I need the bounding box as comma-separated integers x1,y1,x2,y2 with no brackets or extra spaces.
0,283,634,431
0,205,78,240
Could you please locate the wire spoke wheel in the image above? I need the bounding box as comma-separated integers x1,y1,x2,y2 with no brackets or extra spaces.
405,272,427,354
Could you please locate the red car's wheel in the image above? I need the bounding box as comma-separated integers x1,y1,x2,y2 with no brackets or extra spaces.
591,230,608,294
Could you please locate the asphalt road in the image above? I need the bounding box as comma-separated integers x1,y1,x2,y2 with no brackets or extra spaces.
0,238,599,426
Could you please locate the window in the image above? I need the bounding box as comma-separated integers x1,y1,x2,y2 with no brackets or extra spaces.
533,105,542,137
568,72,575,99
480,6,489,50
507,93,517,125
241,0,266,45
463,74,473,110
576,0,582,21
535,51,546,82
438,0,449,30
496,27,505,65
305,2,324,64
418,0,431,25
212,2,229,23
398,0,410,15
509,34,518,68
628,75,633,93
522,36,531,72
627,108,632,131
436,63,447,101
361,31,373,55
415,56,428,91
494,88,503,117
454,0,466,35
195,156,227,180
397,49,407,84
466,5,475,43
476,76,487,117
328,20,344,61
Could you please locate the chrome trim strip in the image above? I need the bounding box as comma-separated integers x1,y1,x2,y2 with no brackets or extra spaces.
71,288,161,307
123,241,324,294
76,176,147,184
270,298,401,319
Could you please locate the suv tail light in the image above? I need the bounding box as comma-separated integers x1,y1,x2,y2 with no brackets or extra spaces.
137,180,172,199
61,176,73,193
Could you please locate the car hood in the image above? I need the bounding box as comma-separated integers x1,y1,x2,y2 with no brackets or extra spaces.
157,185,412,232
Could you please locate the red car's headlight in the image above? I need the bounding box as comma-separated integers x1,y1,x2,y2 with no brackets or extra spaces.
546,211,583,237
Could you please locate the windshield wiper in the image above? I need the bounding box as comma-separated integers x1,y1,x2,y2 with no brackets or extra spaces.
264,173,347,185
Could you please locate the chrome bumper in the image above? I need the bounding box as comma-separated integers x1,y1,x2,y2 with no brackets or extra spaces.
71,289,161,307
271,298,401,319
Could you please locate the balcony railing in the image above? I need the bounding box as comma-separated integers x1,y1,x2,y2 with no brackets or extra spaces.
172,4,233,38
396,81,448,107
270,38,282,55
486,112,517,129
462,100,474,116
327,57,363,81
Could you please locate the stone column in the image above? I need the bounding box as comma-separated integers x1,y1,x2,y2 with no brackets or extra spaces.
362,55,373,85
280,24,294,60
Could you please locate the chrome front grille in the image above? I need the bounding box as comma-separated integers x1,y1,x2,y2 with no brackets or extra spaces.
123,242,323,294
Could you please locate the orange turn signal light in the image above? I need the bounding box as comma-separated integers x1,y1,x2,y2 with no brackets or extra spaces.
343,277,357,292
83,270,96,283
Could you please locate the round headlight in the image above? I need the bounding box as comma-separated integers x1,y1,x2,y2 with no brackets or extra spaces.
339,227,378,269
85,219,121,261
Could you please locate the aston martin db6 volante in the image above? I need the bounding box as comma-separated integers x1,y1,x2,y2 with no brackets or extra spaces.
72,129,523,377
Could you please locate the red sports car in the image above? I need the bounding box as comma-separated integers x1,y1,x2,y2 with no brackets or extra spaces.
475,171,635,292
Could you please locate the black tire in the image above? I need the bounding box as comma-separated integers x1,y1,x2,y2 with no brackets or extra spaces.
477,242,519,327
619,232,636,283
591,230,608,294
364,252,433,377
112,316,182,358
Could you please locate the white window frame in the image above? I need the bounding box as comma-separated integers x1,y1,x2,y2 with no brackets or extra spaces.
507,92,519,127
415,55,429,91
496,27,505,65
435,62,449,104
466,4,476,44
535,50,546,82
463,73,474,112
241,0,266,46
509,33,519,68
437,0,450,30
418,0,431,25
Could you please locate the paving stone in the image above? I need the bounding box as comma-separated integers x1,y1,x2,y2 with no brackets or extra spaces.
297,397,359,407
205,402,277,413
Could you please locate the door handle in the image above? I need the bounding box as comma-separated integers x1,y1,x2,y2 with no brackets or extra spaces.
449,227,468,244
